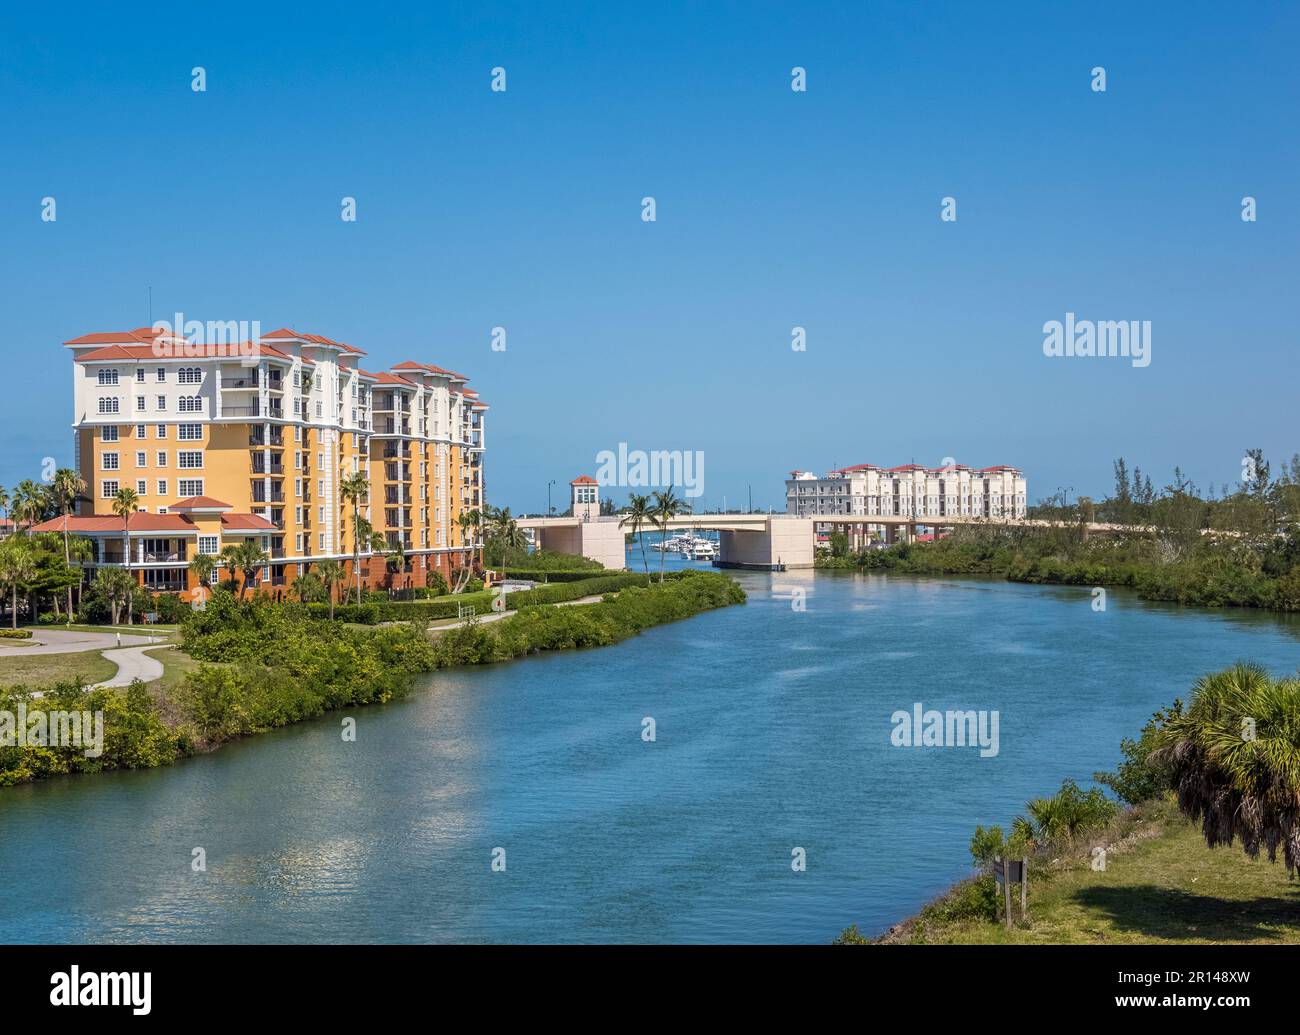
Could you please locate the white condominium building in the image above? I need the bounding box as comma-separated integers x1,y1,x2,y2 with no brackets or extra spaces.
786,463,1028,524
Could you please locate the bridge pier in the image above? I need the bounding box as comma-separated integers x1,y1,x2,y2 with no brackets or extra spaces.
715,517,814,571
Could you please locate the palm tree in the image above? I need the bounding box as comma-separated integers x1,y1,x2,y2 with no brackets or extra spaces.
111,486,140,623
315,558,344,620
67,535,94,616
0,537,36,629
92,566,134,626
189,553,217,607
50,468,87,621
10,480,50,530
220,540,269,601
488,506,526,580
0,485,8,530
1154,662,1300,876
452,509,482,592
650,489,688,583
620,493,652,573
339,471,371,604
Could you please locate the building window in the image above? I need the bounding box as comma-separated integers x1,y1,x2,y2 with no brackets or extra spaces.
178,451,203,469
318,533,326,550
157,451,168,467
101,452,119,471
102,480,119,497
179,396,202,413
157,424,167,438
136,396,146,411
97,369,119,386
98,397,120,414
136,480,147,495
157,395,167,410
178,479,204,497
178,367,202,384
157,480,167,496
136,451,146,467
135,369,146,383
101,425,119,441
156,368,166,382
198,535,219,555
178,423,202,441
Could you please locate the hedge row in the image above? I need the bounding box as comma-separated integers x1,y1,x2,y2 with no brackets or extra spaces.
308,571,685,624
495,568,616,584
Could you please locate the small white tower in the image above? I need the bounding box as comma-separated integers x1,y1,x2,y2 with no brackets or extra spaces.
571,475,600,521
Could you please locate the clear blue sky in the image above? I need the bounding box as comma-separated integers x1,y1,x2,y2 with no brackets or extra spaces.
2,1,1296,511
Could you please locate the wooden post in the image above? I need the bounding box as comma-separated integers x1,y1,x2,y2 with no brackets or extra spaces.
1020,856,1028,921
1002,859,1012,929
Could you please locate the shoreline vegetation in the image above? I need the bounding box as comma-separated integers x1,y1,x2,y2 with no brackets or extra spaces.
0,569,744,787
817,452,1300,612
840,663,1300,945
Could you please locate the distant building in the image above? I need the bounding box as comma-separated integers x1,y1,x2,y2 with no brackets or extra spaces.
785,463,1027,536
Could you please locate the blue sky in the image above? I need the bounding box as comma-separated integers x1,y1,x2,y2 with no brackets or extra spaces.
1,1,1296,511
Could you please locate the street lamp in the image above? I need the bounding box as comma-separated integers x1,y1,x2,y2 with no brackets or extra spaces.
547,479,556,517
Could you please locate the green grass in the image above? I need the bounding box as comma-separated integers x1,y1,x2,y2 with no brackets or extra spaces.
884,798,1300,944
0,648,119,689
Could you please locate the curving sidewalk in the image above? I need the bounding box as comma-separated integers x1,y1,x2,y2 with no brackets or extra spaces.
0,627,156,658
90,644,175,689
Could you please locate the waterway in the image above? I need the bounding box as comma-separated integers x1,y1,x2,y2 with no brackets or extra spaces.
3,552,1298,942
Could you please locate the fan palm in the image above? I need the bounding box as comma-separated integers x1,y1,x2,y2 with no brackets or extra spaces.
650,488,689,583
339,471,371,604
620,493,652,573
0,537,37,629
111,486,140,623
314,558,344,619
488,506,526,580
220,540,269,601
1153,662,1300,875
51,468,87,620
189,553,217,607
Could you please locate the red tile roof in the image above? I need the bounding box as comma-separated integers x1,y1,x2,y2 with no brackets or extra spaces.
168,496,232,511
221,513,276,531
372,372,416,386
571,475,597,485
28,514,197,534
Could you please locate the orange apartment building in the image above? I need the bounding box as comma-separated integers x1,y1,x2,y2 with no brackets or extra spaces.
32,326,487,601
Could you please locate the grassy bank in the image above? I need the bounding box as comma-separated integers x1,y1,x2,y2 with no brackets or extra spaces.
0,647,119,688
843,663,1300,945
0,570,745,787
864,798,1300,944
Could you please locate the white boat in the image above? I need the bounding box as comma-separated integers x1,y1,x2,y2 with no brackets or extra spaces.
687,540,716,560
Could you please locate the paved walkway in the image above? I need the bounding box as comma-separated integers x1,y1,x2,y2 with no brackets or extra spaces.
90,644,175,689
427,594,607,635
0,627,156,658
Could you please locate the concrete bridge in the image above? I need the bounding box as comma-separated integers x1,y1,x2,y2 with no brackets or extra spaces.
518,510,1145,571
519,477,1163,572
518,512,816,570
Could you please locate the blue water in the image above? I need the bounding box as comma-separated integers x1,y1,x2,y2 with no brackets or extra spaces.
2,559,1299,943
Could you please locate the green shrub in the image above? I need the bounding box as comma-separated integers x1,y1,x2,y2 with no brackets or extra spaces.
429,571,745,668
0,629,32,640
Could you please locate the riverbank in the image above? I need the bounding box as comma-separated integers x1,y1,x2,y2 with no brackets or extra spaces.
853,797,1300,944
0,570,745,787
817,525,1300,612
